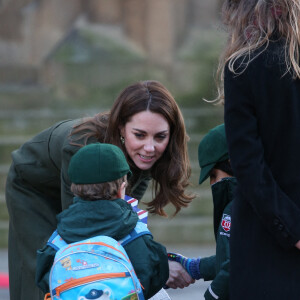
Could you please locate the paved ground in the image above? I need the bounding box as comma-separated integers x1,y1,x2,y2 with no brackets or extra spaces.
0,249,9,300
0,244,215,300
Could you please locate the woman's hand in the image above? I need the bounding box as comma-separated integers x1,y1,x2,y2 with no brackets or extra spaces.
165,261,195,289
295,240,300,250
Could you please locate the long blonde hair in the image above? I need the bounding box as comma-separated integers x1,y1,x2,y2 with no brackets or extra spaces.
216,0,300,103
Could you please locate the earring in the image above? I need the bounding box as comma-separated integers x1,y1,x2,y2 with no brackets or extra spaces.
120,136,125,144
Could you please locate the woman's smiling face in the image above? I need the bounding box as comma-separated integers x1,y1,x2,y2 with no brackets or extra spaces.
120,111,170,170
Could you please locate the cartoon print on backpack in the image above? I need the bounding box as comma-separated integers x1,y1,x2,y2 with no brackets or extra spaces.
60,257,72,271
76,259,88,267
78,287,112,300
121,292,138,300
76,284,139,300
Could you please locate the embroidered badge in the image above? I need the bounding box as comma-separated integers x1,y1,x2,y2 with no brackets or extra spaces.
221,214,231,232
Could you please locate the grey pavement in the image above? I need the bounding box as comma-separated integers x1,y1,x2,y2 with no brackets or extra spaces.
0,244,215,300
0,249,9,300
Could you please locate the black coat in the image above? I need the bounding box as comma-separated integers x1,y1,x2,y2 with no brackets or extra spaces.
224,40,300,299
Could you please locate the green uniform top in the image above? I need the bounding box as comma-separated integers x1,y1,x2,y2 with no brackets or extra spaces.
36,197,169,299
199,178,236,300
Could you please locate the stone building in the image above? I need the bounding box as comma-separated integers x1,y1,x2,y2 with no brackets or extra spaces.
0,0,220,81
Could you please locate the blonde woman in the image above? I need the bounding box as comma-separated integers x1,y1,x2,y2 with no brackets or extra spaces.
218,0,300,299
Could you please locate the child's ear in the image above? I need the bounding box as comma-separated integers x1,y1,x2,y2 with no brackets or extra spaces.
117,181,126,199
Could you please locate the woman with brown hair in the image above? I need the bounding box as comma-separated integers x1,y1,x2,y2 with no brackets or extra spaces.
217,0,300,299
5,80,194,300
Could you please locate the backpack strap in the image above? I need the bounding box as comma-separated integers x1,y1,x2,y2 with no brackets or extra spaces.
119,221,152,247
47,230,67,251
47,221,152,252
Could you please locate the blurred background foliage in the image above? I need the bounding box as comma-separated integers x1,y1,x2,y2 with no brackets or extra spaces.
0,0,226,248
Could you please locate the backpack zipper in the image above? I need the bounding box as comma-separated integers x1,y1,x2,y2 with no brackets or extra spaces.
60,241,129,262
54,272,129,297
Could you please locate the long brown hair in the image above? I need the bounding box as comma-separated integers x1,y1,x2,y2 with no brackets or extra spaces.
71,80,194,216
216,0,300,103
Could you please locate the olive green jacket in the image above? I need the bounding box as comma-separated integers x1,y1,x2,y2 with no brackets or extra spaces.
6,119,151,300
12,119,151,211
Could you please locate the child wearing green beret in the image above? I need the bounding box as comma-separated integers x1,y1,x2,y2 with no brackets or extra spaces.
168,124,236,300
35,143,169,299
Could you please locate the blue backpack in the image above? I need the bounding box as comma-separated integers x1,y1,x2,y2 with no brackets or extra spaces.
45,220,151,300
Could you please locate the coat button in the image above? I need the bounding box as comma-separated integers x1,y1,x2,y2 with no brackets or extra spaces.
278,224,283,231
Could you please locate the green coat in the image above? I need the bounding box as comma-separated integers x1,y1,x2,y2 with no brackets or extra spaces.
199,178,236,300
5,119,152,300
36,197,169,299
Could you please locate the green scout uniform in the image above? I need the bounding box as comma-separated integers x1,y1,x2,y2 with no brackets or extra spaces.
5,119,151,300
36,197,168,299
199,177,236,300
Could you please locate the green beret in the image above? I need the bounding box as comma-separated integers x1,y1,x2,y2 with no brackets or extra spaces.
68,143,132,184
198,124,229,184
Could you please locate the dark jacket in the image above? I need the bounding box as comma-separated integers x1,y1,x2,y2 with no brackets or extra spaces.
224,39,300,299
5,119,151,300
36,197,169,299
200,178,235,300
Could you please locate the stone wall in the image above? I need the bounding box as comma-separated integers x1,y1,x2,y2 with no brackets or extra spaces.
0,0,220,79
84,0,122,24
191,0,221,27
81,0,194,65
122,0,191,65
0,0,82,66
